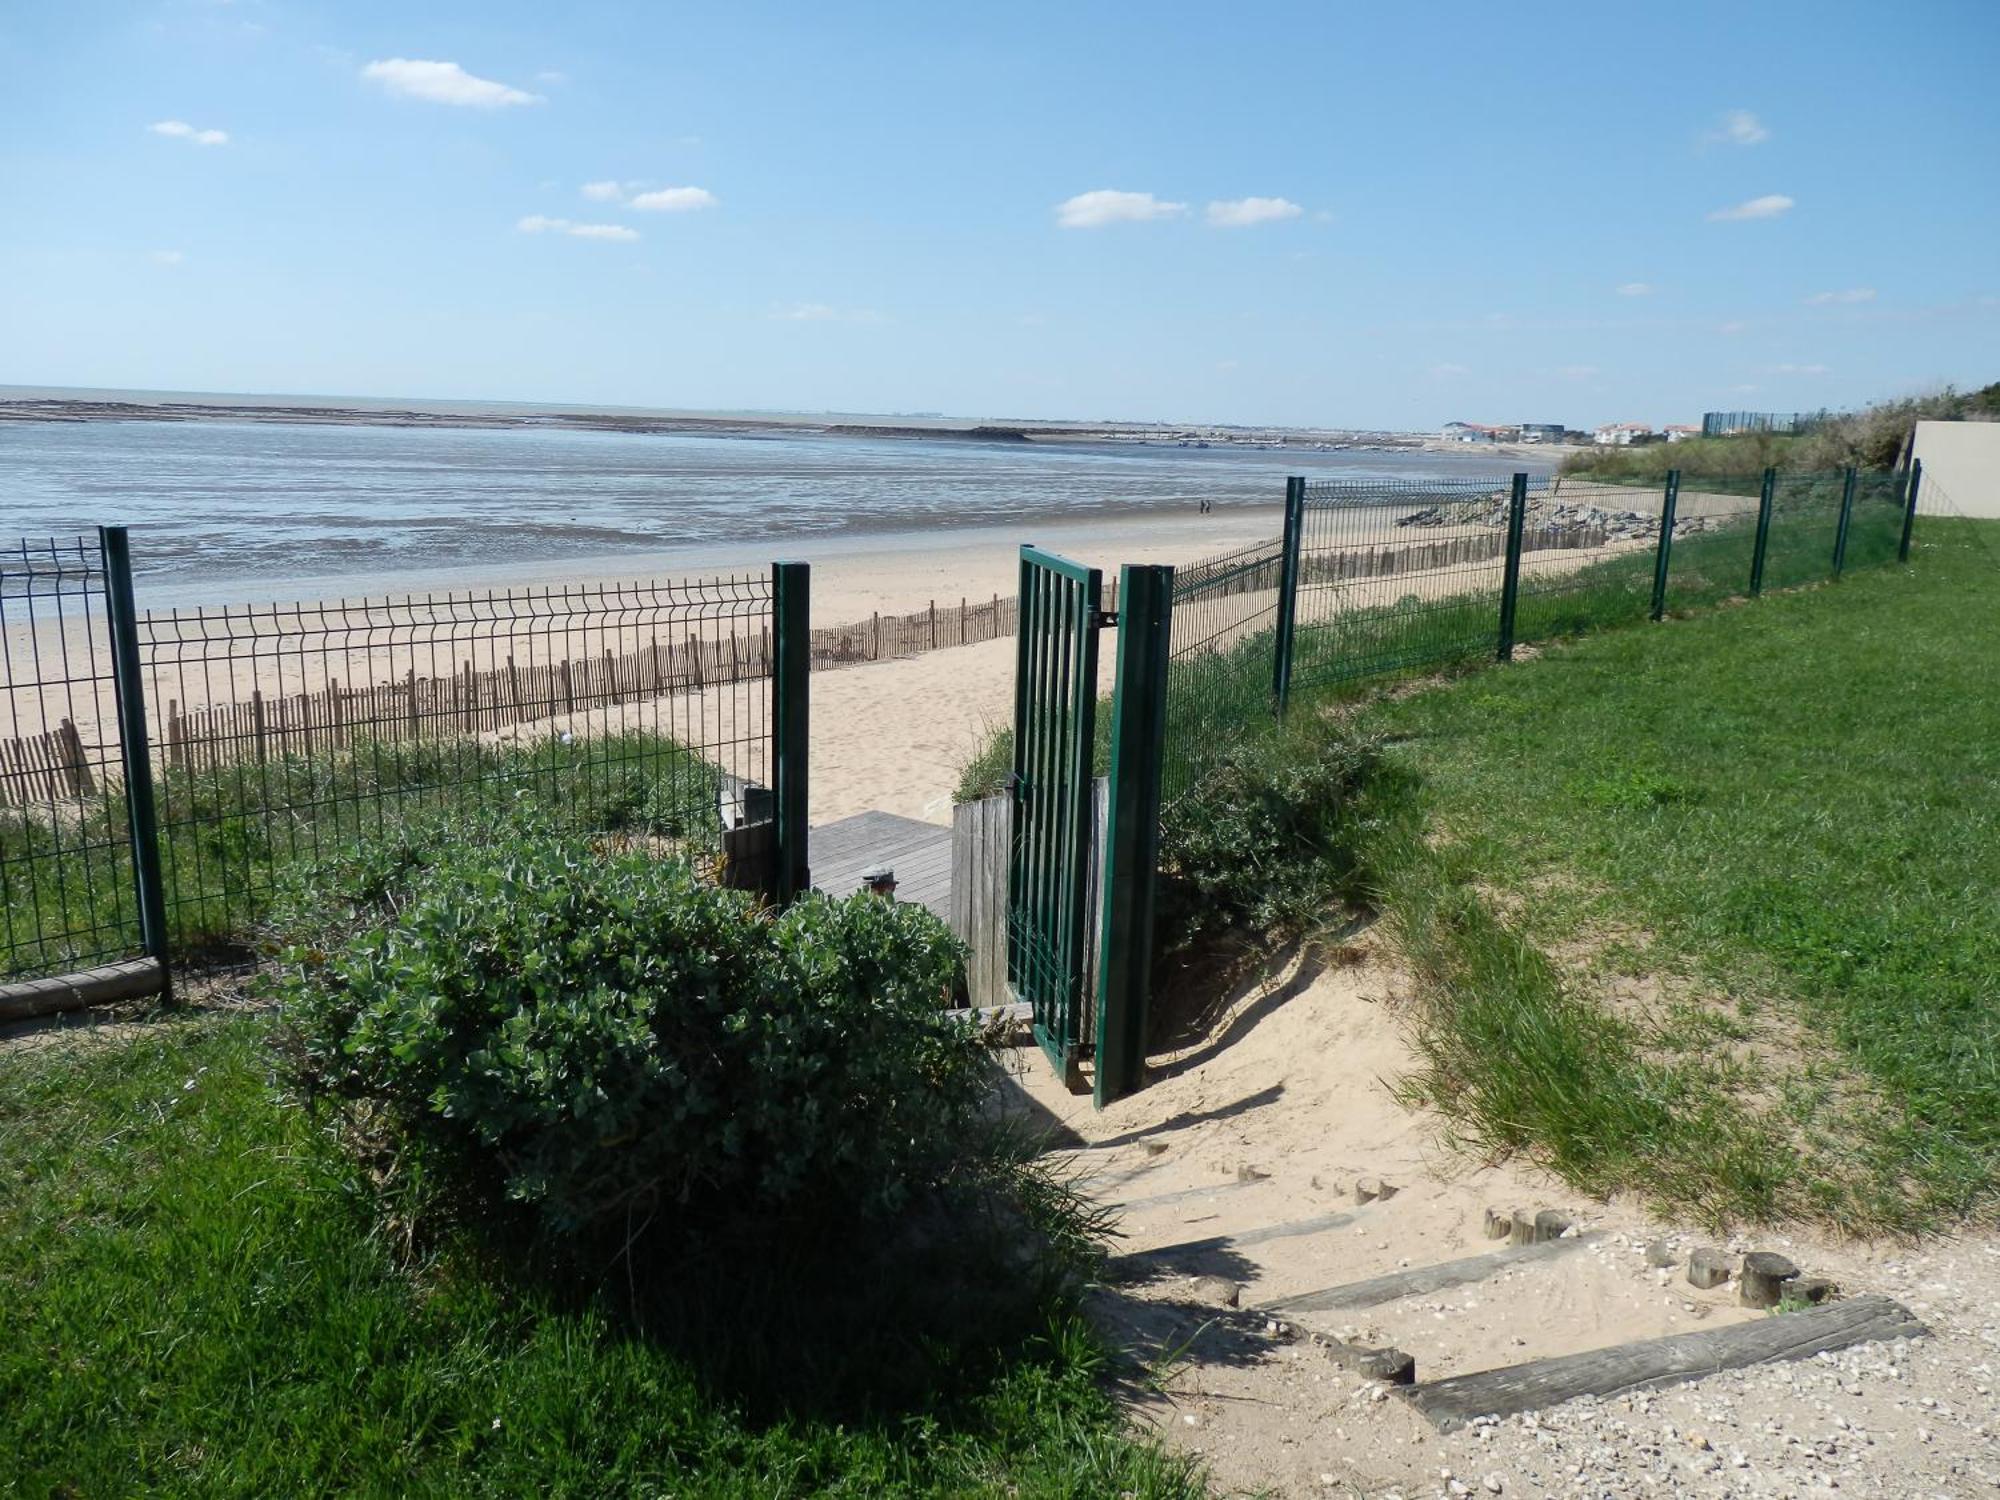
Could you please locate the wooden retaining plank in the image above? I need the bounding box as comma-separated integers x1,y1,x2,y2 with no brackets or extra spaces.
0,957,166,1023
1404,1294,1928,1433
1264,1235,1603,1316
1113,1208,1365,1271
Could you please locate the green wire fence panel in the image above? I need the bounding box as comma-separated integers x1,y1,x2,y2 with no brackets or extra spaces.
1007,545,1104,1084
135,571,776,963
1842,469,1911,574
1290,475,1527,689
1757,471,1852,593
0,537,146,980
1160,536,1288,807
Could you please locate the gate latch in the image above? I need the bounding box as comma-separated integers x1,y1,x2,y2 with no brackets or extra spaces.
1093,609,1119,628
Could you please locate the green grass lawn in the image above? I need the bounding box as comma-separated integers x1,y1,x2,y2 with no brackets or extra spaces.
1355,519,2000,1229
0,1016,1201,1498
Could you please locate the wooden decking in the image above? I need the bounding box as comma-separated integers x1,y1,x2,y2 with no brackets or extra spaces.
810,809,953,919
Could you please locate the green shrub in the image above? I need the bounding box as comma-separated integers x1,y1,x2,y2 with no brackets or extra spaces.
1157,719,1387,948
274,823,981,1240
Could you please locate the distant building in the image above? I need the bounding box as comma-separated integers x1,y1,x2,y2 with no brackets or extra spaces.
1700,410,1831,437
1441,421,1495,443
1663,424,1700,443
1594,422,1657,447
1518,422,1565,444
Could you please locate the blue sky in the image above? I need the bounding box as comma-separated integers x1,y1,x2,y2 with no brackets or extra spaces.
3,0,1996,429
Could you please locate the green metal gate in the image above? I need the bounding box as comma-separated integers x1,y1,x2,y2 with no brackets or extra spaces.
1008,545,1104,1083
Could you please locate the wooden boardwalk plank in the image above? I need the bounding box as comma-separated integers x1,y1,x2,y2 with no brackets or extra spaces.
1264,1235,1603,1316
810,810,954,919
1404,1295,1929,1433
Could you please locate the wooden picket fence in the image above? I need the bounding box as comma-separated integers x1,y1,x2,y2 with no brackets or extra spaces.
157,631,775,774
0,720,98,808
3,527,1619,798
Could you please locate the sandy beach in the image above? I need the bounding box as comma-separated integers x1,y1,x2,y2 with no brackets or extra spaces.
4,486,1698,828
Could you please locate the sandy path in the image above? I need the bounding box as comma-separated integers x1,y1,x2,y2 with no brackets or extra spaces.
1002,937,2000,1498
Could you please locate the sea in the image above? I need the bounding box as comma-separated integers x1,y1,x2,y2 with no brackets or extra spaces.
3,389,1552,605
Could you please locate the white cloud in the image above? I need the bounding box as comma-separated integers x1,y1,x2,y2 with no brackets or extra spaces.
770,302,880,323
1205,196,1302,228
1708,194,1794,222
516,215,638,242
1616,282,1655,297
150,249,186,266
1718,320,1748,335
1705,109,1770,146
1558,364,1600,380
362,59,540,108
580,180,624,201
1772,362,1829,375
1805,287,1876,305
628,186,717,212
535,70,570,85
1055,189,1186,228
1428,362,1471,379
148,119,229,146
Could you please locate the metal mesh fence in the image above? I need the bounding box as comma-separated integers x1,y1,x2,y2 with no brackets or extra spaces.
1757,471,1850,594
1843,469,1910,574
1159,537,1287,807
1,537,143,978
1291,475,1518,687
135,574,773,961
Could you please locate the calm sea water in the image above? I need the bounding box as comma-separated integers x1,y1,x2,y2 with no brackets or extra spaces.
4,415,1549,598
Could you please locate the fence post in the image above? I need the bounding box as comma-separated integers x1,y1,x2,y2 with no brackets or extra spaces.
1899,457,1923,563
1094,563,1173,1109
1649,469,1681,622
1831,466,1858,578
771,561,810,903
1496,473,1528,660
1271,476,1306,713
98,526,171,998
1749,466,1777,596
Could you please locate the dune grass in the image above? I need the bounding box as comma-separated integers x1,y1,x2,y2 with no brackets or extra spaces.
1356,519,2000,1228
2,730,722,976
0,1013,1202,1498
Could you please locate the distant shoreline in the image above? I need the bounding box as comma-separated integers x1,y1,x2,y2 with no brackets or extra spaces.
0,394,1430,456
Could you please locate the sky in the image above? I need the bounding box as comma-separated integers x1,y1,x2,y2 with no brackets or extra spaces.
2,0,1997,430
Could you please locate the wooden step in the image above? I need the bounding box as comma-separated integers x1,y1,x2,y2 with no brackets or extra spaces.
1264,1234,1601,1316
1403,1294,1928,1433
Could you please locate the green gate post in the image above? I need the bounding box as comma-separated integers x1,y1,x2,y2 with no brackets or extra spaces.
771,561,810,903
1649,470,1681,622
1094,563,1173,1108
1271,477,1305,715
1898,458,1923,563
98,526,170,999
1496,473,1528,660
1831,466,1859,578
1749,466,1777,596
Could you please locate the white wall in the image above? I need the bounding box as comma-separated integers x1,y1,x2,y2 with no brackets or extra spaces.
1912,420,2000,518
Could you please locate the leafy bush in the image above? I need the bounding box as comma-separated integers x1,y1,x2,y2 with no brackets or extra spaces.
1156,719,1387,948
274,822,982,1240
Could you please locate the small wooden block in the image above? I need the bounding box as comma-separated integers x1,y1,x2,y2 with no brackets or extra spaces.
1533,1209,1574,1243
1688,1247,1734,1290
1482,1206,1514,1241
1740,1251,1801,1308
